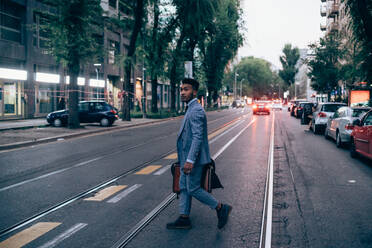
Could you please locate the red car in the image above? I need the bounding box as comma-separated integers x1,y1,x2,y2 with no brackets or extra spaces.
253,102,270,115
350,109,372,160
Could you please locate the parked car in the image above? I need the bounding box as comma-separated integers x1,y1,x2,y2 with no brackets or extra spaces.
294,101,311,119
325,106,371,147
46,101,118,127
253,101,270,115
290,99,306,117
311,102,347,134
350,109,372,160
300,102,315,125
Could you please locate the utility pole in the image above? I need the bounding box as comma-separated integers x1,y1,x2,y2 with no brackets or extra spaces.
142,67,147,118
234,72,238,100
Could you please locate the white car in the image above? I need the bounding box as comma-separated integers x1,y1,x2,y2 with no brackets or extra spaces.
325,106,371,147
311,102,347,134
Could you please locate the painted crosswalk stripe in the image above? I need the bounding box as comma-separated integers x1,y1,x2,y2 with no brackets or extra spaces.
84,185,127,201
38,223,87,248
135,165,162,175
164,153,177,160
0,222,61,248
153,164,172,176
107,184,142,203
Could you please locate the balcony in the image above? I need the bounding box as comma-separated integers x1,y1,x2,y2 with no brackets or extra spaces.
320,24,326,31
327,3,339,17
320,6,327,17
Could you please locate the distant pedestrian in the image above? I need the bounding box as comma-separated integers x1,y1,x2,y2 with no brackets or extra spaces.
166,78,232,230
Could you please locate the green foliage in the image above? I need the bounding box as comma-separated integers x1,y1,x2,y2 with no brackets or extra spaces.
343,0,372,83
234,57,276,99
306,34,344,94
44,0,104,69
202,0,243,105
278,44,300,86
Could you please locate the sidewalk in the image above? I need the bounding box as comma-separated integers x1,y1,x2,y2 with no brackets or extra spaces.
0,117,178,150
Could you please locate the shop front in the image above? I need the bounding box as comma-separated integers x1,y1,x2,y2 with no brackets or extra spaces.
0,68,27,119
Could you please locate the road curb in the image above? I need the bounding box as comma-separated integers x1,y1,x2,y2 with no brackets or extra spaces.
0,116,184,151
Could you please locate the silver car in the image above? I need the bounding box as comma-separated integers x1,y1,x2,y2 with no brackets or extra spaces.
325,107,371,147
311,102,347,134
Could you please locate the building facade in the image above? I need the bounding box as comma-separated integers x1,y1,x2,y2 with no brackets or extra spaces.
0,0,173,120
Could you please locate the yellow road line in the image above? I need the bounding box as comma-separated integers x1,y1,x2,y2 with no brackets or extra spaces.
135,165,162,175
0,222,61,248
208,123,232,140
164,153,177,160
84,185,127,201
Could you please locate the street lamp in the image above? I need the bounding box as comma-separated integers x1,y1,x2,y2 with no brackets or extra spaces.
234,72,239,100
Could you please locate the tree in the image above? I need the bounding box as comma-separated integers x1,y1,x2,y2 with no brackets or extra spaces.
168,0,216,112
279,44,300,89
45,0,103,128
231,57,276,99
142,0,177,113
202,0,243,106
307,34,344,98
343,0,372,83
121,0,146,121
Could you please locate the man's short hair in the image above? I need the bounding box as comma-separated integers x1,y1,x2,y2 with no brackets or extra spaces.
182,78,199,91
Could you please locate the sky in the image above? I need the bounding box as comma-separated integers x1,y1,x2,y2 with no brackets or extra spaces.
238,0,323,70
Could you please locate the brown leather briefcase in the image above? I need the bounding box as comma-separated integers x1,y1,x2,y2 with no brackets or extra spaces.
171,162,181,194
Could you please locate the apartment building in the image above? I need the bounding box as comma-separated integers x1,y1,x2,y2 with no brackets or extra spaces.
0,0,172,120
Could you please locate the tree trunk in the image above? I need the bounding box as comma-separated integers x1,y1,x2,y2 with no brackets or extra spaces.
170,32,185,112
151,76,158,113
123,59,131,121
122,0,144,121
67,63,80,129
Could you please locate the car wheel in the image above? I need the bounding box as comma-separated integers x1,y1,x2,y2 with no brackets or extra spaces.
53,118,62,127
313,123,318,134
100,118,110,127
336,132,343,148
350,138,357,158
324,128,330,139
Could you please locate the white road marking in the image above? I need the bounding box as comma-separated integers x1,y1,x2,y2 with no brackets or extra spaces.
259,112,275,248
348,180,356,183
154,164,172,176
38,223,87,248
212,118,256,160
107,184,142,203
0,157,102,192
209,119,245,145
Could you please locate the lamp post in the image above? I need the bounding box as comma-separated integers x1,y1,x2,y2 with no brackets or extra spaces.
234,72,239,100
240,78,245,99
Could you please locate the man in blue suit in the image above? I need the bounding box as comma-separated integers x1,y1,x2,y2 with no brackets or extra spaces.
167,78,232,230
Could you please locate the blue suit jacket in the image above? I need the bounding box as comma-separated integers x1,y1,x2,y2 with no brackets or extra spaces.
177,98,211,169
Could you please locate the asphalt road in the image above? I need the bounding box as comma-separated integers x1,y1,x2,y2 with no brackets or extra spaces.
0,107,371,248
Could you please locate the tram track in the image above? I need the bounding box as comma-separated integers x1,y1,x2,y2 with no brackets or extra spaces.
0,111,249,240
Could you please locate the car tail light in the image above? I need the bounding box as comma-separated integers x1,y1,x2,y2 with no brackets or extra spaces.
345,124,354,130
110,109,117,114
253,105,257,109
318,112,327,117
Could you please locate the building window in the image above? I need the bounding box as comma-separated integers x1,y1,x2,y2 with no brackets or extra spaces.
33,12,51,53
108,40,119,64
0,0,23,43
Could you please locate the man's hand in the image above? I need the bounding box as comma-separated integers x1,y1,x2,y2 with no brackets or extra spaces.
183,162,194,174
